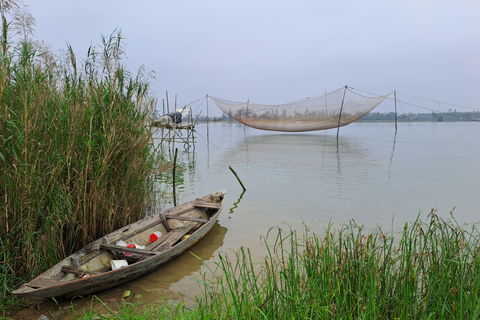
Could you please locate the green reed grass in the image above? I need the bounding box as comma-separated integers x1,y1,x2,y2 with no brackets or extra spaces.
0,11,161,309
73,212,480,320
197,211,480,319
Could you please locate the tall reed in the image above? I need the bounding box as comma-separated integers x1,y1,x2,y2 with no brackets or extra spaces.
0,11,159,305
190,212,480,319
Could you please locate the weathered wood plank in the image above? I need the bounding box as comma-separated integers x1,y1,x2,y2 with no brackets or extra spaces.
78,249,107,265
163,204,195,217
165,215,208,223
71,257,81,269
61,266,100,276
159,212,171,232
119,219,163,241
152,226,192,252
27,278,62,289
99,244,159,256
144,232,170,251
193,201,222,209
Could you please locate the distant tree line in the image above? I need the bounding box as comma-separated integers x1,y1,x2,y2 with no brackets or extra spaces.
196,110,480,123
196,114,235,122
358,110,480,122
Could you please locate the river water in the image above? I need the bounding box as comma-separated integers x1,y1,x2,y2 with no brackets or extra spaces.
22,121,480,319
180,121,479,234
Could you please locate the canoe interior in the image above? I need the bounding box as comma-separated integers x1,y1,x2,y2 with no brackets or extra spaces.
12,190,226,300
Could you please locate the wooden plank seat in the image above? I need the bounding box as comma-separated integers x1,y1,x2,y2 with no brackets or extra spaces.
193,200,222,209
165,215,208,223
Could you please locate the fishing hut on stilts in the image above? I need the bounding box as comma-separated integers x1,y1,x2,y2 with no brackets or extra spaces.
151,91,197,150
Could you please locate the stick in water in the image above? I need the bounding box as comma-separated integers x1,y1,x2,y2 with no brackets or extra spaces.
173,148,178,206
229,166,246,191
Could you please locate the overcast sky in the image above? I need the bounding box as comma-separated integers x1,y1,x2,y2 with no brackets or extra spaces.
23,1,480,115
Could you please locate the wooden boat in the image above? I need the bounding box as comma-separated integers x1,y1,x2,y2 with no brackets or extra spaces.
12,190,226,301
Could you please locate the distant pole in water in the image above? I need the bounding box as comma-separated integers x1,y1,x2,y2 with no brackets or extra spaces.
394,90,398,133
337,85,348,139
229,166,246,191
206,95,210,141
173,148,178,206
324,86,328,128
166,90,170,114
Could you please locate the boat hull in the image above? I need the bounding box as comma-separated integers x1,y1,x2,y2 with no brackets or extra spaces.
12,191,225,301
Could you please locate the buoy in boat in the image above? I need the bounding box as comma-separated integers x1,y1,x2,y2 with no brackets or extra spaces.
150,231,163,242
124,244,136,256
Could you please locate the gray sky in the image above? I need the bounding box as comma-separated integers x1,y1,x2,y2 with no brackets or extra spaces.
25,1,480,115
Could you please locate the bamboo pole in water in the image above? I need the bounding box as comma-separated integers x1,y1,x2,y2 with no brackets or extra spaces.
394,90,398,133
173,148,178,206
166,90,170,114
206,95,209,142
337,85,348,139
229,166,246,191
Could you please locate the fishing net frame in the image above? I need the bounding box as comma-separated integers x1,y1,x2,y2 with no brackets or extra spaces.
210,86,391,132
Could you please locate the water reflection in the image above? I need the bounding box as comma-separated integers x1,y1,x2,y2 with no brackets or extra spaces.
388,132,397,180
221,133,379,190
229,190,246,215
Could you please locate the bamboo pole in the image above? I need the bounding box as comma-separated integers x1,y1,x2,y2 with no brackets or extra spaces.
229,166,246,191
166,91,172,144
173,148,178,206
166,90,169,114
324,86,327,128
206,95,209,141
394,90,398,133
337,85,348,139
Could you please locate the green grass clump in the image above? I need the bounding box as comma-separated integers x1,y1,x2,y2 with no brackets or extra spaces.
194,212,480,319
0,5,160,311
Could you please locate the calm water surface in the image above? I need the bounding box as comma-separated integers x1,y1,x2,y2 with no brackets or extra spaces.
159,121,479,298
182,121,479,233
28,122,480,318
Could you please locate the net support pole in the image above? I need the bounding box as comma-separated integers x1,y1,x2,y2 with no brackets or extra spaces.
166,90,170,114
337,85,348,139
206,95,210,141
394,90,397,133
172,148,178,206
